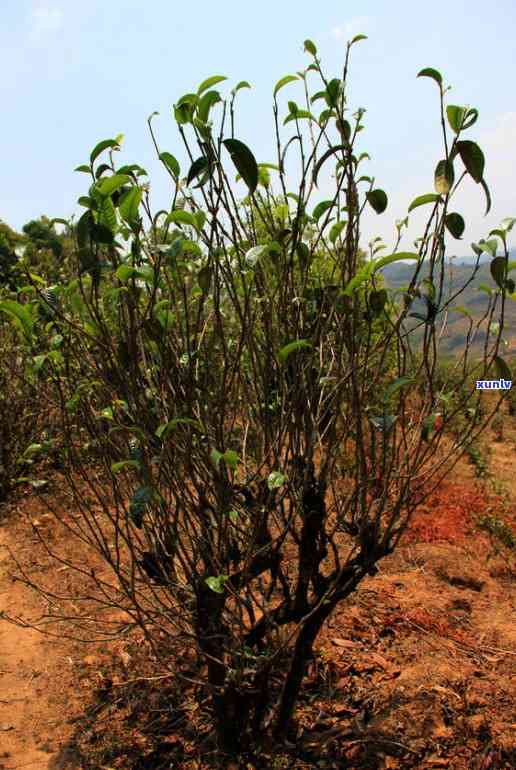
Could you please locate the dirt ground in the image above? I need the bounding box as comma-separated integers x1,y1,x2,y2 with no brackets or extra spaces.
0,428,514,770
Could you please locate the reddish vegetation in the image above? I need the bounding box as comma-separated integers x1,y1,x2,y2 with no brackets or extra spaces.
403,482,500,545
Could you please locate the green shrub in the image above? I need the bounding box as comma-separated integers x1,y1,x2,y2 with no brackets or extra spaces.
0,324,47,502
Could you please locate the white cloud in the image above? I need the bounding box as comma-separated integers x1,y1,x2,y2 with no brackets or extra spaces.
28,5,63,40
331,17,369,43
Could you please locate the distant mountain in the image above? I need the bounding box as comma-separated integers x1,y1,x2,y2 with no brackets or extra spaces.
381,252,515,358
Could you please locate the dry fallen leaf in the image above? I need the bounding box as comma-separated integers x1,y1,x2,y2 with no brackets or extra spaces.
433,684,461,701
369,652,391,669
425,755,450,767
331,637,358,649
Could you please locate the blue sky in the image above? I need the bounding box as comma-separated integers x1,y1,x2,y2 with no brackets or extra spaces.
2,0,515,253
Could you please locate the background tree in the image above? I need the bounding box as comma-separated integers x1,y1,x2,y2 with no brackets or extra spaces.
0,219,24,289
20,215,74,283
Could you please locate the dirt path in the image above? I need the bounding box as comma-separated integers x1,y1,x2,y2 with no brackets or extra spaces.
0,515,75,770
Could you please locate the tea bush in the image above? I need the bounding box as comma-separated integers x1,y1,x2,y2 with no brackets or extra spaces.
2,35,514,755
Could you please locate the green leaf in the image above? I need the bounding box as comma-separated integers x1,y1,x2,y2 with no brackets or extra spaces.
174,102,194,125
111,460,141,473
434,160,455,195
446,105,466,134
115,265,146,283
296,242,310,267
159,152,180,178
95,163,111,179
187,156,210,186
0,300,33,338
374,252,419,271
318,109,335,127
417,68,443,87
490,257,507,288
494,356,512,382
205,576,227,594
257,166,271,188
477,284,492,296
197,90,221,123
501,217,516,233
223,139,258,195
75,164,92,173
303,39,317,56
342,265,373,296
232,80,251,95
337,119,351,142
350,34,368,45
193,211,206,232
29,479,49,490
455,140,485,183
383,377,415,404
97,195,117,234
283,109,316,125
32,354,47,372
100,406,114,421
408,193,440,213
181,240,202,258
462,108,479,130
445,212,465,239
312,200,334,222
222,450,239,469
369,414,398,433
118,164,148,177
369,288,388,314
29,273,46,285
480,178,492,215
91,223,114,244
167,210,196,227
97,174,131,197
278,339,312,363
480,239,498,257
210,448,223,469
128,486,154,529
119,187,142,224
267,471,286,490
90,137,122,165
421,413,441,442
451,305,472,319
155,418,200,440
366,189,388,214
321,80,339,109
329,221,346,244
312,144,347,188
25,443,43,456
274,75,298,97
78,196,94,209
197,266,212,291
197,75,227,95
